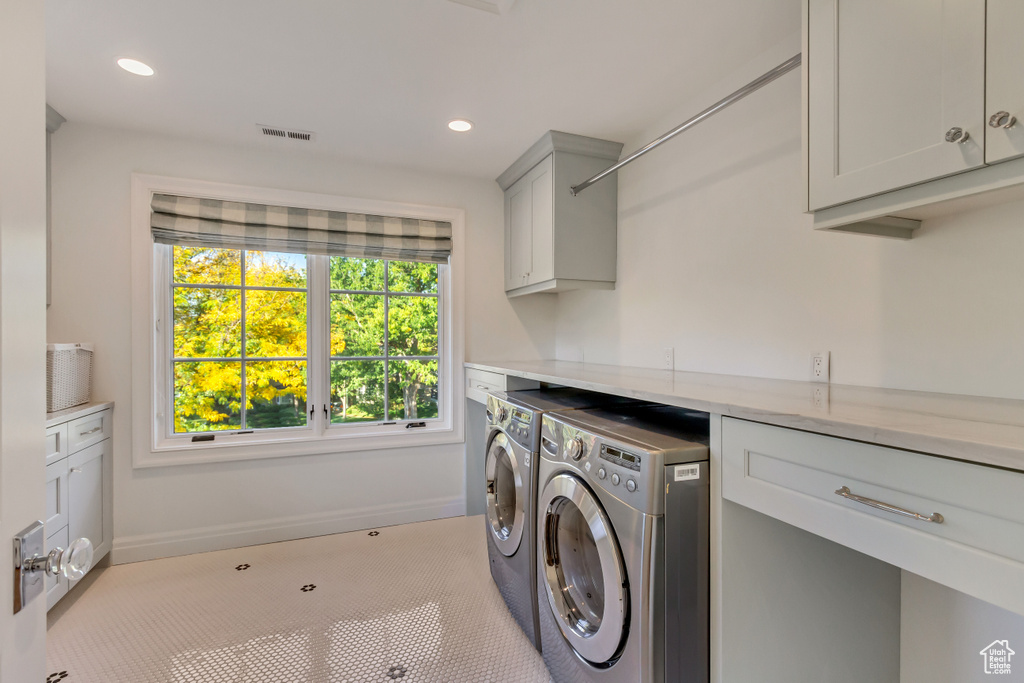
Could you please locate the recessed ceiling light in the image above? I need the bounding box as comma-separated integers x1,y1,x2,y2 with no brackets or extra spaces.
448,119,473,132
117,58,155,76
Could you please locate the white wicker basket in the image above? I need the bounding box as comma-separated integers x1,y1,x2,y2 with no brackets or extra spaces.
46,343,93,412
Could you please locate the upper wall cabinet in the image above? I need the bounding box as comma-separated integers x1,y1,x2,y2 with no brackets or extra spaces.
497,131,623,297
986,0,1024,165
805,0,1024,237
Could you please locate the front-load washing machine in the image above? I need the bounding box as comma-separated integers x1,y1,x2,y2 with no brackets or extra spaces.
484,389,640,652
536,405,710,683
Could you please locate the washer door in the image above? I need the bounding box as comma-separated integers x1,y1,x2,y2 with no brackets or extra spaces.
539,473,628,665
485,431,525,556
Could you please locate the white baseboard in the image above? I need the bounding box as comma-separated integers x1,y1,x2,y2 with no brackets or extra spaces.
111,495,466,565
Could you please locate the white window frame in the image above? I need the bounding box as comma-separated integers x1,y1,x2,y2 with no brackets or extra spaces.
131,173,465,468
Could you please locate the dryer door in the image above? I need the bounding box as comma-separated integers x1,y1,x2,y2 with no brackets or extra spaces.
539,473,628,665
485,431,525,556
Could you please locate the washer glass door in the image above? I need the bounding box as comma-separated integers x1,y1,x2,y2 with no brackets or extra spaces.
485,431,524,556
539,473,627,665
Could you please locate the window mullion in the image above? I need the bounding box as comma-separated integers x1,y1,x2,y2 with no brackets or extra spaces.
383,260,390,421
310,254,328,434
240,251,247,430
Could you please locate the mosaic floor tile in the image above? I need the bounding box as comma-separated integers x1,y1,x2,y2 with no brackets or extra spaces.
47,515,551,682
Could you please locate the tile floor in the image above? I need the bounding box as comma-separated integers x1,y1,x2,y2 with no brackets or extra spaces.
46,515,552,683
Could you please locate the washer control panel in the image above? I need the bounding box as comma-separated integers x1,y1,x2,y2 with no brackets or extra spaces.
599,443,641,472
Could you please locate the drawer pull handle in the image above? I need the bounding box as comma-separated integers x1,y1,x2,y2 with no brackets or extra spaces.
78,426,103,437
476,384,489,390
70,467,82,474
834,486,944,524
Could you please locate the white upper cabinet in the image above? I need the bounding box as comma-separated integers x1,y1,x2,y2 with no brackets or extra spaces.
986,0,1024,165
806,0,1024,237
497,131,622,297
807,0,986,212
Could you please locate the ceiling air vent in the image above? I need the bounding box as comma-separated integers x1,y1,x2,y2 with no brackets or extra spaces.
447,0,516,15
258,125,316,142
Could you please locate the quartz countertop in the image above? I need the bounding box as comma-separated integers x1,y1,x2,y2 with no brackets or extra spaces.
466,360,1024,473
46,401,114,428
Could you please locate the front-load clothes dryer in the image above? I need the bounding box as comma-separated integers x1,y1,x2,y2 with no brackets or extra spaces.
536,405,710,683
484,389,641,652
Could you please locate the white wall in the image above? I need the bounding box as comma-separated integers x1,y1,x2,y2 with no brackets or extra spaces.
555,46,1024,400
47,123,556,562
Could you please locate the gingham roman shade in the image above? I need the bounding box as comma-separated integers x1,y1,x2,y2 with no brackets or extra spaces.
150,194,452,263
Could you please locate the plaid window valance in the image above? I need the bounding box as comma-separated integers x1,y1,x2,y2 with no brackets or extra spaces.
151,194,452,263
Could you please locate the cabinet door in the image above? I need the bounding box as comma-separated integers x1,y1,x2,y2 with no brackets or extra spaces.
526,155,553,285
67,439,106,576
505,173,532,291
45,458,69,536
45,525,69,610
807,0,986,210
985,0,1024,164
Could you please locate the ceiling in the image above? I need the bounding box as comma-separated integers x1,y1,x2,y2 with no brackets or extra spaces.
46,0,799,180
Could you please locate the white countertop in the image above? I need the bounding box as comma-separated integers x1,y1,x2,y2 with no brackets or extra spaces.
466,360,1024,473
46,401,114,428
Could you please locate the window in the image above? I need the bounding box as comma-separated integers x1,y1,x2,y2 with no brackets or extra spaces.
133,175,462,466
171,247,309,433
329,257,440,424
165,247,445,442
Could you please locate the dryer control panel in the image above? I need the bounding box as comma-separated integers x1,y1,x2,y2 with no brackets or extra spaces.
599,444,641,472
541,410,708,515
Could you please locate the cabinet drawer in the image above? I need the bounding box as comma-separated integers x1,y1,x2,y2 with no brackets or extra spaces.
722,417,1024,613
67,408,112,454
466,368,505,405
45,423,68,466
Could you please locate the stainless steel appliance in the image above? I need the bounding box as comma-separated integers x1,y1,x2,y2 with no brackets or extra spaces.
484,389,638,651
536,405,710,682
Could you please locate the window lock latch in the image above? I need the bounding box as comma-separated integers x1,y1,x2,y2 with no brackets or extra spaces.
406,422,427,429
309,405,315,419
323,405,328,420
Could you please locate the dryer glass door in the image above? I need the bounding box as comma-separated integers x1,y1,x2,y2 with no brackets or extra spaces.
539,473,627,665
485,431,525,556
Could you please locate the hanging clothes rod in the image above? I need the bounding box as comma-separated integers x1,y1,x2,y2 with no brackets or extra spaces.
570,53,802,196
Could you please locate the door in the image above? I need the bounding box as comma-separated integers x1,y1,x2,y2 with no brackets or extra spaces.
0,0,48,679
985,0,1024,164
538,473,627,665
504,173,532,291
525,155,553,286
67,440,107,587
503,154,553,292
807,0,986,210
484,431,525,556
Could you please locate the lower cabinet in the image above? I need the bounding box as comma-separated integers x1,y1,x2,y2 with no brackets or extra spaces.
716,415,1024,682
44,406,112,610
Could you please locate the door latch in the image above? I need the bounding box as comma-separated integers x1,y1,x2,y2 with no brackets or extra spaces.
13,521,93,614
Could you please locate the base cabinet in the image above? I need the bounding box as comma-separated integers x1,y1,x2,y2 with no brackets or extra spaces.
44,405,112,610
714,415,1024,682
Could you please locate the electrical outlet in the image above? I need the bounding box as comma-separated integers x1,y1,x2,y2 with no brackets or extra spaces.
812,385,828,409
811,351,830,383
663,347,674,371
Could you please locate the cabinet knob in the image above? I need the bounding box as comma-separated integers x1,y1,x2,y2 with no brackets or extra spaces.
989,111,1017,129
944,127,970,144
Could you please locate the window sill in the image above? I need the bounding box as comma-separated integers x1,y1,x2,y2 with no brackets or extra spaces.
134,424,463,469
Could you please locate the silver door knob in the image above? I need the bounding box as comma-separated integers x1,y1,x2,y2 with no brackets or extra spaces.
945,127,970,144
989,111,1017,129
24,537,94,581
